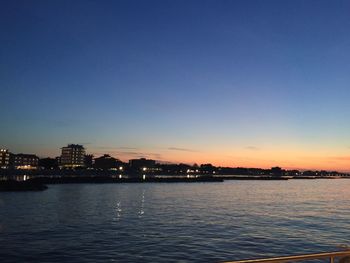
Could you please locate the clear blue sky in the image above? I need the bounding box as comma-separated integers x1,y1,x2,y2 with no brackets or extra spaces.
1,0,350,170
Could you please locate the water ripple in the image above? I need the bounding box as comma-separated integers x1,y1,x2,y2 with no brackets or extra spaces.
1,180,350,262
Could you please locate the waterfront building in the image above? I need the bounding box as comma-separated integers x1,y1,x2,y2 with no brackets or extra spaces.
11,153,39,169
94,154,123,170
60,144,86,168
271,166,284,177
129,158,156,171
0,149,10,169
38,157,59,170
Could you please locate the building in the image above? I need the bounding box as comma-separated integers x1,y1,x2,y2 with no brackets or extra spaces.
271,166,284,177
60,144,86,168
94,154,123,170
0,149,10,169
11,153,39,169
38,157,59,170
129,158,156,171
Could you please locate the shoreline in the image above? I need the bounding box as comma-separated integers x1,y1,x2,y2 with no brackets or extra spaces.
1,175,349,192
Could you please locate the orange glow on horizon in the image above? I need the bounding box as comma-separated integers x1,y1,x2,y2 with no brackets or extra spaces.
37,146,350,172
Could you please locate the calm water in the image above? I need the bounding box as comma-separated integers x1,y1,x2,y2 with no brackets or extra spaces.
1,179,350,262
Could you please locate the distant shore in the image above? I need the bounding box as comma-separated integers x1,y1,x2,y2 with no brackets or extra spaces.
1,174,350,191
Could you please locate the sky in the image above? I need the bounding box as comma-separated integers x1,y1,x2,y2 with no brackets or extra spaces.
1,0,350,171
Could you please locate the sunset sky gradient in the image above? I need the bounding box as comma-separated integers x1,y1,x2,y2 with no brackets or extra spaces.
1,0,350,171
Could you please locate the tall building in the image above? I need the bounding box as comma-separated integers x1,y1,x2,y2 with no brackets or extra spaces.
60,144,86,168
11,153,39,169
0,149,10,169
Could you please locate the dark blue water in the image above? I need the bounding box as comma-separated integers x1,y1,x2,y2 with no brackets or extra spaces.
1,179,349,262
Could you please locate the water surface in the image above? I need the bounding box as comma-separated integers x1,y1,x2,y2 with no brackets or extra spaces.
1,179,349,262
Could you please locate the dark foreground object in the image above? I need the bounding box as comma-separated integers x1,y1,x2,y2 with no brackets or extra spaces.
29,176,223,184
0,180,48,191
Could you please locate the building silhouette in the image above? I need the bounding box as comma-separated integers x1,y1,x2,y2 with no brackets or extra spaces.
38,157,59,170
94,154,122,170
60,144,86,168
129,158,156,172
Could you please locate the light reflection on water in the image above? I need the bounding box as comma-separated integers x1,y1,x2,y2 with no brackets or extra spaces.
0,179,350,262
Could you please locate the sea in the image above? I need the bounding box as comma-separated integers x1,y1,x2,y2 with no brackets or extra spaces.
0,179,349,262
